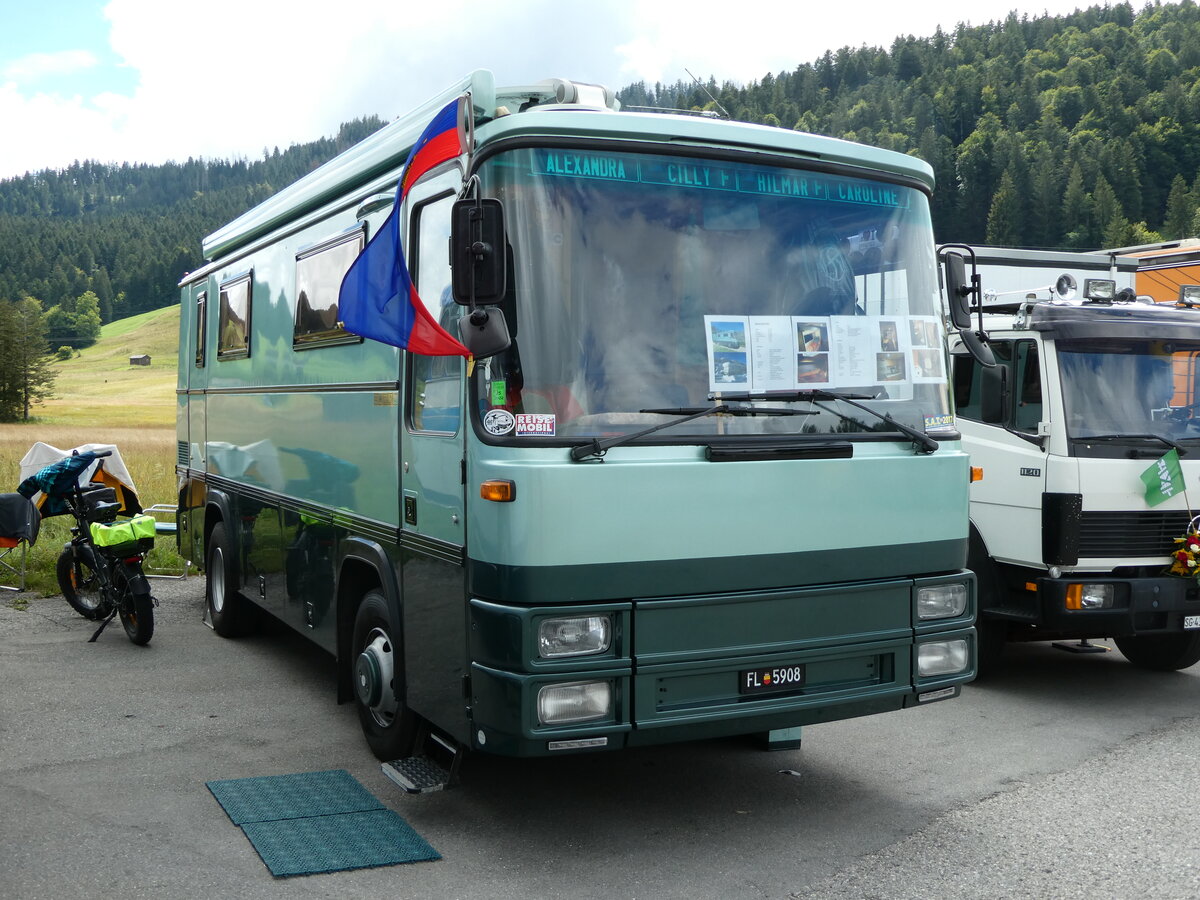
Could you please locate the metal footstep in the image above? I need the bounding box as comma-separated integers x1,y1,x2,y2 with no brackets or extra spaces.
382,727,464,793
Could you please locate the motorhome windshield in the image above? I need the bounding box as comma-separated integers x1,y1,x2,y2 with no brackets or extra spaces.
470,146,950,442
1059,338,1200,445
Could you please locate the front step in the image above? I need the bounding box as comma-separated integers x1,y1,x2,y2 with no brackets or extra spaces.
381,726,464,793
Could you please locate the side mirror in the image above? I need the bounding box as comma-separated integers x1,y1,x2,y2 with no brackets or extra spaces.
457,308,511,359
943,251,973,330
940,247,996,368
980,363,1006,424
451,198,506,305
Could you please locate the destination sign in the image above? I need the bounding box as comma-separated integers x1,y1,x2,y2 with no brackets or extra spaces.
533,150,911,209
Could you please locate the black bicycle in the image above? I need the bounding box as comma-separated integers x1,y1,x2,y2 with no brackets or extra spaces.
20,450,157,644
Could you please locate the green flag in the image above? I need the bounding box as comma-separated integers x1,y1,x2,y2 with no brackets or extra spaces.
1141,448,1185,507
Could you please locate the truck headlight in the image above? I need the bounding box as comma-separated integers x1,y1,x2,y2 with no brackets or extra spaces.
918,639,969,676
537,680,613,725
538,615,611,658
917,583,968,620
1065,583,1114,610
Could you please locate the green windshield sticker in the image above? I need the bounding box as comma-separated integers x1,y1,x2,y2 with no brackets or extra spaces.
490,381,507,406
534,150,911,208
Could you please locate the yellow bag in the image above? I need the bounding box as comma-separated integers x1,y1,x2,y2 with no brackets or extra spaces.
90,514,156,550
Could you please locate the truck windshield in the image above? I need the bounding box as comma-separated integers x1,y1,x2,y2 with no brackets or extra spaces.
1059,338,1200,443
470,145,950,442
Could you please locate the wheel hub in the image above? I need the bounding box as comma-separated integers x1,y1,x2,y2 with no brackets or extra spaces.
354,630,396,721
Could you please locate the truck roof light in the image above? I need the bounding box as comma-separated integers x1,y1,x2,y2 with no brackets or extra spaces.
1083,278,1116,302
1178,285,1200,308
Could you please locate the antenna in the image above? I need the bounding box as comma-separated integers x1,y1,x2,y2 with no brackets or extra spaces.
685,68,729,118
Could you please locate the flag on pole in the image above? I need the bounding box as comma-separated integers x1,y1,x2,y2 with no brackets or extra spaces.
338,96,471,357
1141,448,1185,507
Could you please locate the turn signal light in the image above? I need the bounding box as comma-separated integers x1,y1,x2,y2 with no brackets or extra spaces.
480,480,516,502
970,466,984,483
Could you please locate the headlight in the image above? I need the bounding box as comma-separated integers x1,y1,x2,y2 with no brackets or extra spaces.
918,639,969,676
1065,583,1114,610
538,615,611,658
917,583,968,620
537,680,613,725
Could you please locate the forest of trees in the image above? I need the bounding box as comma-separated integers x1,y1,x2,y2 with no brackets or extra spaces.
3,1,1200,334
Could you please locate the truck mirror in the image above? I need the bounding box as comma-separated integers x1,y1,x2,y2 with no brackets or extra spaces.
943,251,973,330
451,198,506,305
980,363,1006,424
457,307,511,359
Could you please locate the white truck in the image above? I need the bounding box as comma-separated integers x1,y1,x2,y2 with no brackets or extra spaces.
942,245,1200,671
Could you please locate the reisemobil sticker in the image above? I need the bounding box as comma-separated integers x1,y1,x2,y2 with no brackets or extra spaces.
483,409,515,435
516,413,556,436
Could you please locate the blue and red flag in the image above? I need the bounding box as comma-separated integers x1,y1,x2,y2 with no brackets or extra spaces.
339,96,471,357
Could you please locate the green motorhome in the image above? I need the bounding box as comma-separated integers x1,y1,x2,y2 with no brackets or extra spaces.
176,71,976,781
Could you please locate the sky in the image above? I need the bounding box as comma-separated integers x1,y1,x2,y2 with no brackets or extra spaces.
0,0,1131,180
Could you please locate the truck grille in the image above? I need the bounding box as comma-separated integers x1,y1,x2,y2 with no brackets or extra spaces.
1078,510,1193,558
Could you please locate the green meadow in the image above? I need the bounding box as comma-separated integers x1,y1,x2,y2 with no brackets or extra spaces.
1,305,187,599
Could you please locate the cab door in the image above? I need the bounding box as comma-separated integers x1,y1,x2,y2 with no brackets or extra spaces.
181,281,209,564
955,338,1049,567
398,172,470,738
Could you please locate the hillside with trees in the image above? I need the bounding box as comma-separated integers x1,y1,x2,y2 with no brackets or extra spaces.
3,0,1200,338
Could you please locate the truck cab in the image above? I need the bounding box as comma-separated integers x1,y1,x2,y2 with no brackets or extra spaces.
946,246,1200,671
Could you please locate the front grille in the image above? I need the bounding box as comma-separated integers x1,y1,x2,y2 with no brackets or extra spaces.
1078,510,1192,558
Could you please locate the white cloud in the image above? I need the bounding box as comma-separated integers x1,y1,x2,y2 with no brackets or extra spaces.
3,50,98,83
0,0,1135,179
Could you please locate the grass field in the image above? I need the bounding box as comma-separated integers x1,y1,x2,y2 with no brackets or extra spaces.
1,306,187,600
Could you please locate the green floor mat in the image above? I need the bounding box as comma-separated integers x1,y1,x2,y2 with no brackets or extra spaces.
207,769,440,877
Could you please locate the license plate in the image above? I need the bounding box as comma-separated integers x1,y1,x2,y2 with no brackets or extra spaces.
739,664,806,695
1185,615,1200,630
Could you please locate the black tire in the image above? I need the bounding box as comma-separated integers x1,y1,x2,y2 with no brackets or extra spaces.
1114,632,1200,671
117,578,154,646
206,522,248,637
351,590,416,761
968,529,1006,676
56,547,111,620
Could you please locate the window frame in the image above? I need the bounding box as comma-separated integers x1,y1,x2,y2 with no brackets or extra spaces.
292,225,367,351
217,271,253,361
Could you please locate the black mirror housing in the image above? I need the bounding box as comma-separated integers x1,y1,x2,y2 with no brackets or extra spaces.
451,198,506,305
943,251,973,330
457,307,511,359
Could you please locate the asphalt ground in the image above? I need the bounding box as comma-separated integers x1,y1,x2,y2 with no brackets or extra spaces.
3,576,1200,899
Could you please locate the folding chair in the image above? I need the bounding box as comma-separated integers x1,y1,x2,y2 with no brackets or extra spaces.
0,492,40,591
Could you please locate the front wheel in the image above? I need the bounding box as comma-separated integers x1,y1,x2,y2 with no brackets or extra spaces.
351,590,416,760
206,522,249,637
1114,632,1200,671
56,547,111,620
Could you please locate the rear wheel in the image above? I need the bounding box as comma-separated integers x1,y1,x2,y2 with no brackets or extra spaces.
56,547,111,620
206,522,249,637
352,590,416,760
118,590,154,645
1114,632,1200,671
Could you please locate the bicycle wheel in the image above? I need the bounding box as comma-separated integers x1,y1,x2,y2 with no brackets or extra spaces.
56,547,112,620
113,565,154,645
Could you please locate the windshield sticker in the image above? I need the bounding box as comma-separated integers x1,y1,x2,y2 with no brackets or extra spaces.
924,413,956,430
515,413,556,436
490,380,507,406
483,408,515,435
705,314,946,393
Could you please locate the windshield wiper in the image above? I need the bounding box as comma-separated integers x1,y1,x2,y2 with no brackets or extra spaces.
568,404,816,462
1074,433,1188,455
713,389,939,454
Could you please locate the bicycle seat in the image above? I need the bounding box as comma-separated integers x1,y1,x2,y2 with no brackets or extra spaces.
86,500,121,523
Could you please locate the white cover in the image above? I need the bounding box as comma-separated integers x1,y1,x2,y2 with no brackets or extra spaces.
18,441,139,500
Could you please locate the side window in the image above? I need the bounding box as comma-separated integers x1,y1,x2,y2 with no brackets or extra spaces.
1013,341,1042,433
294,228,365,349
953,341,1013,423
194,290,207,368
408,192,460,432
217,273,252,360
